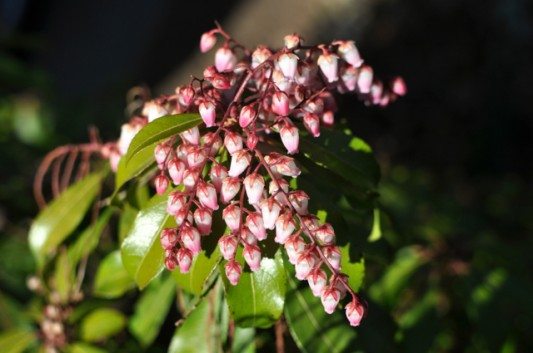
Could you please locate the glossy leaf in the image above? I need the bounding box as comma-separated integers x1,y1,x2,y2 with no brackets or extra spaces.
284,265,357,353
93,250,135,298
118,204,138,243
0,329,36,353
232,327,256,353
340,244,365,292
29,171,105,267
67,208,113,266
173,249,221,295
222,251,287,328
54,249,74,303
129,275,175,347
67,342,107,353
168,298,220,353
114,142,157,192
121,193,175,289
80,308,126,342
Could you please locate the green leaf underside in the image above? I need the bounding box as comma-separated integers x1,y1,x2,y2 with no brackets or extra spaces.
80,308,126,342
93,250,135,298
222,251,287,328
283,264,357,353
173,249,221,295
114,141,157,192
0,329,37,353
129,275,176,347
29,171,105,267
121,193,174,289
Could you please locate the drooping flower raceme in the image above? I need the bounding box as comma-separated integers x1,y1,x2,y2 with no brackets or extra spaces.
106,27,405,327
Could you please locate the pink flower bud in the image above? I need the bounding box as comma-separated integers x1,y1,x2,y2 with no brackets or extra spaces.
245,212,267,241
332,275,347,299
391,76,407,96
283,34,301,49
323,246,341,271
211,73,232,90
194,207,212,235
142,101,167,122
222,204,241,231
215,47,237,72
224,131,243,155
303,112,321,137
318,52,339,83
165,252,178,271
336,40,363,68
278,53,299,79
199,101,217,127
186,146,207,169
155,174,169,195
118,121,143,155
280,123,299,154
180,225,201,255
357,65,373,94
271,91,290,116
304,98,324,115
160,228,178,250
243,244,262,272
168,158,186,185
243,173,265,205
228,150,251,177
321,287,341,314
225,260,242,286
285,234,306,264
200,31,217,53
266,153,300,177
269,178,289,196
341,66,358,91
315,223,335,245
174,209,193,227
209,163,227,191
370,81,383,104
182,168,199,191
246,133,258,150
289,191,309,215
308,268,327,296
275,212,295,244
219,234,238,260
180,126,200,145
272,69,293,93
177,248,193,273
301,215,320,233
345,299,365,327
108,149,121,172
296,62,316,86
260,198,282,230
203,65,217,79
251,46,272,69
240,227,257,245
175,144,188,162
177,86,195,106
167,191,187,216
295,252,316,280
155,144,172,166
202,132,222,156
196,181,219,211
221,177,241,204
321,111,334,126
239,105,256,128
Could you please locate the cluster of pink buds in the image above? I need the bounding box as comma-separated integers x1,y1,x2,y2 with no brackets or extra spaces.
106,25,404,326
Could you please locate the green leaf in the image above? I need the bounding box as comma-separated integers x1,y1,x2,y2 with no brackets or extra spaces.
67,208,113,266
93,250,135,298
115,113,201,191
173,249,221,295
300,128,380,190
54,249,74,303
368,208,382,242
232,327,256,353
29,171,106,267
129,275,175,347
340,244,365,292
118,204,138,244
121,193,175,289
168,298,221,353
0,329,36,353
67,342,107,353
221,251,287,328
284,265,357,353
80,308,126,342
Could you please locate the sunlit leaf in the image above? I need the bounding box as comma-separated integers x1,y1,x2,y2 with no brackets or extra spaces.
340,244,365,292
368,208,382,242
121,193,174,289
54,249,74,304
221,250,286,328
232,327,256,353
93,250,135,298
0,329,36,353
67,342,107,353
80,308,126,342
173,249,221,295
129,274,175,347
29,171,106,267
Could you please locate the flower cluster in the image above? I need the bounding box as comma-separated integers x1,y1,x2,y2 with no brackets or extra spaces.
107,26,405,327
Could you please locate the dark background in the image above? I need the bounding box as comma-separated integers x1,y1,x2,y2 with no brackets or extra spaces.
1,0,532,352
